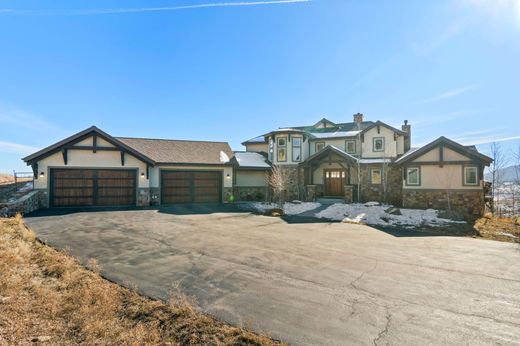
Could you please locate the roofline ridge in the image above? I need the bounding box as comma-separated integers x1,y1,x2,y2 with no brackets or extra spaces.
116,136,230,144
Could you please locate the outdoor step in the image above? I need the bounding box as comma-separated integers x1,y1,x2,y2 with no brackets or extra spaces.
316,198,344,205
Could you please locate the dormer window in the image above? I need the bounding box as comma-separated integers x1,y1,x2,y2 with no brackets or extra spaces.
373,137,385,152
315,142,325,152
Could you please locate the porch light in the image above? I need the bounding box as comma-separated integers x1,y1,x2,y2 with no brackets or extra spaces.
39,172,44,177
226,173,231,179
140,172,145,178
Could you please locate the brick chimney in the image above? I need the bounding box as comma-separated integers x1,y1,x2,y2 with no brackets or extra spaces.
353,113,364,124
402,120,411,152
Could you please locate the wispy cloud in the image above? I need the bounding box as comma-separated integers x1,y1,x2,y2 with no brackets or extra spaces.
419,83,483,104
460,135,520,146
0,101,69,136
0,0,312,16
0,140,39,155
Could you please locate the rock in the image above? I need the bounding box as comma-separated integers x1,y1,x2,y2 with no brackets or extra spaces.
31,336,51,342
364,201,380,207
264,208,284,217
385,207,402,215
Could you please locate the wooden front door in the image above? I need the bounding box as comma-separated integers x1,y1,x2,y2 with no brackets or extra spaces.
324,169,346,196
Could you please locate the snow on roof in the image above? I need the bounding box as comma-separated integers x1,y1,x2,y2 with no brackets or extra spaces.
219,151,230,163
234,152,271,168
310,130,361,139
244,136,266,144
395,147,420,163
358,158,392,164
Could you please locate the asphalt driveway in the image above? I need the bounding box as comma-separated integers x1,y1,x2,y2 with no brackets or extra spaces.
25,206,520,345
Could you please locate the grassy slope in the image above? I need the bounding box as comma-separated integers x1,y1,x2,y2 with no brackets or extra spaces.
0,216,281,346
0,174,14,185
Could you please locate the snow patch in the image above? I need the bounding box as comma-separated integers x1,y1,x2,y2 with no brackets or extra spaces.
316,203,465,228
244,202,321,215
219,151,230,163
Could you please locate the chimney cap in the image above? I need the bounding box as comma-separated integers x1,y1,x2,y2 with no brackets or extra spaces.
404,120,408,125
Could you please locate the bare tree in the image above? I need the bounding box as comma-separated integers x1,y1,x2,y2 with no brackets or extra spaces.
380,148,392,204
512,142,520,216
267,165,288,208
434,165,456,215
489,142,505,216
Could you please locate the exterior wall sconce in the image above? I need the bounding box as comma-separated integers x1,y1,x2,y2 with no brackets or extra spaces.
140,172,145,178
226,173,231,179
39,172,45,177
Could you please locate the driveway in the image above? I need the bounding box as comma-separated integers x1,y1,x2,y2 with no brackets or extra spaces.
25,206,520,345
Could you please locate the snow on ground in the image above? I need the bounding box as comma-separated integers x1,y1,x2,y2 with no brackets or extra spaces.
244,202,321,215
315,203,466,228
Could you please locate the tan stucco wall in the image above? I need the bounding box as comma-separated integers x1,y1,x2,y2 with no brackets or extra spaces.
444,147,470,161
33,148,149,190
149,165,233,188
413,147,439,162
309,138,360,156
396,136,405,155
235,171,268,187
245,143,268,153
361,126,398,158
403,164,482,190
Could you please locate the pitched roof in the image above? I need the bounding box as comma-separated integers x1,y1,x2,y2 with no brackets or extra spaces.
241,136,267,145
231,152,271,169
301,145,359,165
116,137,234,165
395,136,492,165
360,121,407,136
22,126,155,165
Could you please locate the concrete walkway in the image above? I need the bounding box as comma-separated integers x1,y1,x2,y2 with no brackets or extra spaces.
25,207,520,345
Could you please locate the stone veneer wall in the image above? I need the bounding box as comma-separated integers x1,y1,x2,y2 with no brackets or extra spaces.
233,187,269,202
280,166,300,201
402,189,485,218
223,187,233,203
359,165,402,206
137,188,150,206
0,190,46,217
0,181,30,201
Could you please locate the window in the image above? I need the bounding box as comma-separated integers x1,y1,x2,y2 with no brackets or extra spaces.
371,169,382,184
464,166,478,185
406,167,420,186
345,140,356,154
373,137,385,152
277,137,287,162
268,137,274,161
315,142,325,152
292,137,302,162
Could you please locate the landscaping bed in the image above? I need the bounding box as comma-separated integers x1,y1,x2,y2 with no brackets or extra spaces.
0,216,281,345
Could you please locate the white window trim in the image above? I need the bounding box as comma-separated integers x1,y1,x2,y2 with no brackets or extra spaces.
373,137,385,152
463,166,479,186
406,167,420,186
292,136,302,162
277,136,287,162
345,140,356,154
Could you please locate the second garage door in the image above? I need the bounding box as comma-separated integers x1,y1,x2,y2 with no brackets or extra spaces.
161,170,222,204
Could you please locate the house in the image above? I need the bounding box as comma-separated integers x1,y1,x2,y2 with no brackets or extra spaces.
22,113,492,217
240,113,492,216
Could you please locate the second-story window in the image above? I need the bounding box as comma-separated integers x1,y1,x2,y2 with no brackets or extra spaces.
373,137,385,152
345,140,356,154
315,142,325,152
292,137,302,162
277,137,287,162
268,137,274,161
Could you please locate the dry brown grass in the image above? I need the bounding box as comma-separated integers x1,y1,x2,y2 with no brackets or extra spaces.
0,173,15,185
0,216,283,345
473,215,520,243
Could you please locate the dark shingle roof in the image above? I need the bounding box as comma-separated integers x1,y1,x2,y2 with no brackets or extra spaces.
116,137,234,165
292,120,374,133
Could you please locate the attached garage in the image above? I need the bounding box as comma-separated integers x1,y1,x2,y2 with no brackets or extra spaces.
50,169,137,207
161,170,222,204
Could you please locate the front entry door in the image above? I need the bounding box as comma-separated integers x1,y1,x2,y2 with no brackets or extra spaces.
324,169,346,196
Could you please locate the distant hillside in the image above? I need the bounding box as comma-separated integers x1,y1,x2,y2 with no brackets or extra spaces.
0,173,15,185
485,165,519,183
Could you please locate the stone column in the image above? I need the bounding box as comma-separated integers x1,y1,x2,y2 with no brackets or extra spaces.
306,185,316,202
344,185,354,203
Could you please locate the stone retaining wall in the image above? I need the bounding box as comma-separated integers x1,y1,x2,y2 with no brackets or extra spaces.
402,189,485,218
233,187,269,202
0,190,46,217
0,181,30,201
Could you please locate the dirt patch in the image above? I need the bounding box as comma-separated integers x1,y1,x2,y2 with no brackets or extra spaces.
472,216,520,243
0,215,282,345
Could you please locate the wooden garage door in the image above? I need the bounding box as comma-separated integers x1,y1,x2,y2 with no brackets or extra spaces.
161,171,222,204
50,169,136,207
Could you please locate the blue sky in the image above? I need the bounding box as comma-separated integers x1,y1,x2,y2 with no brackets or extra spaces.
0,0,519,172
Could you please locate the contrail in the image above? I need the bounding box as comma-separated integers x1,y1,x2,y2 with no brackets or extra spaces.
0,0,312,16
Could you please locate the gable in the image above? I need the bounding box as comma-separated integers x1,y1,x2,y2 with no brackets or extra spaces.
412,147,440,162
